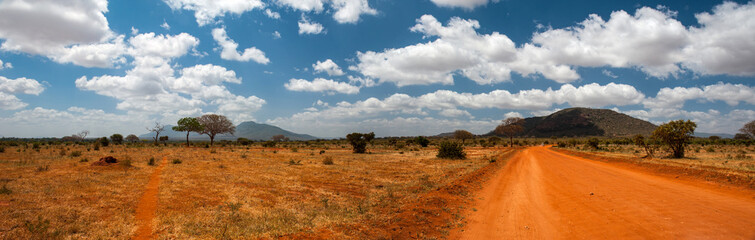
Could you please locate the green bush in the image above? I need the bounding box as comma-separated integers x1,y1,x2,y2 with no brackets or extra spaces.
148,157,156,166
70,151,82,157
587,138,600,149
436,141,466,159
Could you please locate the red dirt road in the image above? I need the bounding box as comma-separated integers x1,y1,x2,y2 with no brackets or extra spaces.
134,157,167,240
453,146,755,239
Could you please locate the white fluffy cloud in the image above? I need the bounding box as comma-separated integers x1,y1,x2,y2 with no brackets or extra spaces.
331,0,377,24
0,76,44,110
430,0,497,10
0,107,154,138
212,27,270,64
0,59,11,69
265,9,281,19
624,108,755,135
682,2,755,76
0,0,128,68
163,0,265,26
285,78,360,94
276,0,376,24
298,16,325,35
644,82,755,109
270,82,644,136
75,32,266,123
355,2,755,86
313,59,345,76
356,15,518,86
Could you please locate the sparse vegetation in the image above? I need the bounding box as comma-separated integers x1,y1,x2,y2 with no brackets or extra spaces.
437,141,466,159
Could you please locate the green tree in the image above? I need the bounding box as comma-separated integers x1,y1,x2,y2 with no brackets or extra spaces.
652,120,697,158
495,117,525,147
197,114,235,146
99,137,109,147
633,134,658,158
125,134,139,143
110,134,124,145
346,132,375,153
414,136,430,147
453,130,474,144
172,117,204,147
436,141,466,159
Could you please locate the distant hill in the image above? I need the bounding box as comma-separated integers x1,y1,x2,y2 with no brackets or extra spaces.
139,121,318,141
483,108,658,138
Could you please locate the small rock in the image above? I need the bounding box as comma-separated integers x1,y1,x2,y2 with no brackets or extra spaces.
590,192,594,196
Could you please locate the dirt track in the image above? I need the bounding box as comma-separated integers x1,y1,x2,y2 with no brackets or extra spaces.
134,157,166,240
453,146,755,239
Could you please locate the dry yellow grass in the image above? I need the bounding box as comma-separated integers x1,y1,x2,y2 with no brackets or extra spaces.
0,143,501,239
566,144,755,178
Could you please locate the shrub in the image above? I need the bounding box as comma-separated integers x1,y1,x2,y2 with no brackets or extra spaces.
0,184,10,195
119,157,132,168
319,150,326,155
587,138,600,150
322,156,334,165
99,137,109,147
262,141,276,148
172,159,182,164
436,141,466,159
70,151,82,157
414,136,430,147
148,157,156,166
0,147,4,153
79,158,89,162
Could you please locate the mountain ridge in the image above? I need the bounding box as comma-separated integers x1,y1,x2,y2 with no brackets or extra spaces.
138,121,318,141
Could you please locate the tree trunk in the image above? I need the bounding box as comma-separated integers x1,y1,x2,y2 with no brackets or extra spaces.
186,132,190,147
509,136,514,147
209,134,215,146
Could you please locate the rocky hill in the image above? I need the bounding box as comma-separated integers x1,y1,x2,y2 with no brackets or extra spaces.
488,108,657,138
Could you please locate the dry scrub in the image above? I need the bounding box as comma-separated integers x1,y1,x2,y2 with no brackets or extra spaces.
0,143,502,239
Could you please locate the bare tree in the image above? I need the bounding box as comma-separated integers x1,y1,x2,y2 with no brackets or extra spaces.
741,120,755,138
271,134,288,142
147,122,165,145
197,114,235,146
495,117,525,147
76,130,89,141
453,130,475,144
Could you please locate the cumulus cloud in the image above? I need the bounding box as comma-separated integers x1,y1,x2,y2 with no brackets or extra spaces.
212,27,270,64
0,107,155,138
354,3,755,86
644,82,755,109
284,78,360,94
272,31,282,39
313,59,345,76
0,0,129,68
270,82,643,136
298,16,325,35
161,21,171,30
265,9,281,19
276,0,376,24
682,2,755,76
163,0,264,26
75,32,266,123
623,108,755,134
356,15,518,86
430,0,497,10
0,59,11,69
331,0,377,24
0,76,44,110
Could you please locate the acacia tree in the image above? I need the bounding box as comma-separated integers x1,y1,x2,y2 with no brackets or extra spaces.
495,117,525,147
172,117,204,147
147,122,165,145
110,134,124,145
197,114,235,146
741,120,755,138
271,134,288,142
125,134,139,143
633,134,658,158
652,120,696,158
77,130,89,141
346,132,375,153
453,130,474,144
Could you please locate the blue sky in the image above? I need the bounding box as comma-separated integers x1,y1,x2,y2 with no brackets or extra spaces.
0,0,753,138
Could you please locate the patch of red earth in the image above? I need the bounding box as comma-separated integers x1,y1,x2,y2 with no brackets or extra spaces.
133,157,167,240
